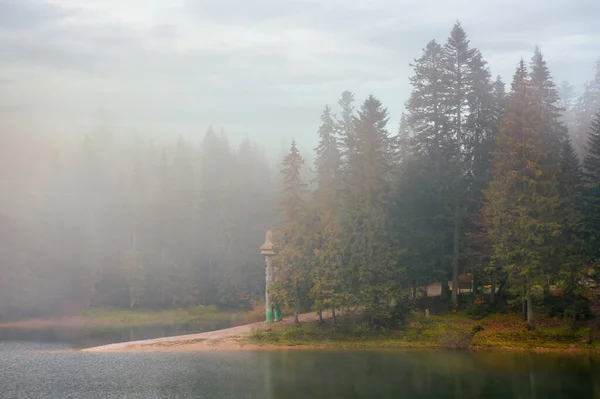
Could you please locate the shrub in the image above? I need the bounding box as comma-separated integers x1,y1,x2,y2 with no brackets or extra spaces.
465,300,490,320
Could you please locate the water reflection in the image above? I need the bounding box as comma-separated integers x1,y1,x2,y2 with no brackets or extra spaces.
0,344,598,398
260,350,600,399
0,320,231,348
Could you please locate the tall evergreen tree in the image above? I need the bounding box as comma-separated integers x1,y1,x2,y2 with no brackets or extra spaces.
345,95,401,322
405,39,455,299
311,106,345,321
273,141,310,325
529,46,567,163
336,91,356,171
572,60,600,156
557,136,587,318
484,60,561,326
407,40,449,161
583,112,600,267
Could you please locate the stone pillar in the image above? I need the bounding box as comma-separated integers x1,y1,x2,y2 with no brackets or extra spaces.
265,255,274,323
260,230,278,323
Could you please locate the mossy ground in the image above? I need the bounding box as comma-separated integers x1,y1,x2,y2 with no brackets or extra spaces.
247,311,600,352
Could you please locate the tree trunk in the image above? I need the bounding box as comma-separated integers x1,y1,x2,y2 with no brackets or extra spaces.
451,204,461,307
441,280,450,301
318,309,323,323
490,267,497,304
129,289,136,309
526,292,534,327
332,308,337,325
294,278,300,325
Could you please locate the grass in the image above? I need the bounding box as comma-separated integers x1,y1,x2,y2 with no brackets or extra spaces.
77,306,238,330
246,310,600,353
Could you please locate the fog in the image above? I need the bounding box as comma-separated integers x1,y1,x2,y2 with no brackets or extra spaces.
1,0,598,149
1,0,599,320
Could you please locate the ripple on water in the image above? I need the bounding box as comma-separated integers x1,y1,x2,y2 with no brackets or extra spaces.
1,342,599,398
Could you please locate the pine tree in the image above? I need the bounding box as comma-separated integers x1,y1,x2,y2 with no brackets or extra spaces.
529,46,567,163
344,95,401,322
484,60,561,327
405,38,455,300
393,112,412,165
558,80,576,130
557,136,587,319
572,60,600,156
310,105,345,321
406,40,449,161
273,141,310,325
583,112,600,267
465,65,502,302
336,91,356,171
442,22,493,305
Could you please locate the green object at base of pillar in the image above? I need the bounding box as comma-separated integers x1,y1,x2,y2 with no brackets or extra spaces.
266,309,273,323
274,309,282,322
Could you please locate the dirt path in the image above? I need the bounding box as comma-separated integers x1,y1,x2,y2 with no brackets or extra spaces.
82,312,326,352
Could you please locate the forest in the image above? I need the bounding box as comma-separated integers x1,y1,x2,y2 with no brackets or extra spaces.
1,22,599,327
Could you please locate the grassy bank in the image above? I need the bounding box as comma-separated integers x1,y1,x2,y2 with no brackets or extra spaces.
0,305,263,331
247,311,600,353
79,306,237,329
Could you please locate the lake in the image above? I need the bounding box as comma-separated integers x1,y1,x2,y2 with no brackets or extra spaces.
1,336,599,398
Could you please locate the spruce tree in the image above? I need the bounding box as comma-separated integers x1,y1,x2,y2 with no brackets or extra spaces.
345,95,400,322
311,106,345,322
529,46,567,163
336,91,356,171
572,60,600,156
406,40,449,161
273,140,310,325
583,112,600,266
557,136,587,318
442,22,493,305
484,60,561,327
405,39,455,299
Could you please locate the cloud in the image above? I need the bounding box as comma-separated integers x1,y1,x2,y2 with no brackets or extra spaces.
0,0,598,150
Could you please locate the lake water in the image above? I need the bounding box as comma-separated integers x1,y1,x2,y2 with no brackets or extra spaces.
1,338,598,398
0,321,232,349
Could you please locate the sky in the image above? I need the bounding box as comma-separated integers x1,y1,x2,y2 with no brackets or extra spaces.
0,0,599,152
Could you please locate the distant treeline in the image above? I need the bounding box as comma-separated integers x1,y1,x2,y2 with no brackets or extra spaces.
1,22,599,323
0,127,279,318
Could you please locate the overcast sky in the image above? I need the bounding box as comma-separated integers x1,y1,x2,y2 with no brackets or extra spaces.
0,0,598,152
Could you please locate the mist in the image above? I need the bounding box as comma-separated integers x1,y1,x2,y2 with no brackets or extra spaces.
1,0,599,321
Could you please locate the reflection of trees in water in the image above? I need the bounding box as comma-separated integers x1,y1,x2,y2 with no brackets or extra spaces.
261,351,598,399
0,321,230,349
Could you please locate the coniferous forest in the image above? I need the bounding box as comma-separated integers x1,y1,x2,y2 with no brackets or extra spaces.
1,23,600,326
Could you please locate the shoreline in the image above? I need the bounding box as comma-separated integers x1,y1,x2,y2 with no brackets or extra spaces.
81,335,600,355
81,316,600,356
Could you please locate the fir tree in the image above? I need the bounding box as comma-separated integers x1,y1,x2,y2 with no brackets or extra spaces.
345,95,401,322
529,46,567,163
557,136,587,319
406,40,450,161
405,38,454,300
572,60,600,156
583,112,600,266
311,105,345,321
336,91,356,171
273,141,310,325
484,60,561,327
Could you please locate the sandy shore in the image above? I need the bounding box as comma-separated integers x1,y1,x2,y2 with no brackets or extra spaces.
81,312,324,352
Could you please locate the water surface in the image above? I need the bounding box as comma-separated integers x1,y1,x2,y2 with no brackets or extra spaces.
1,341,598,398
